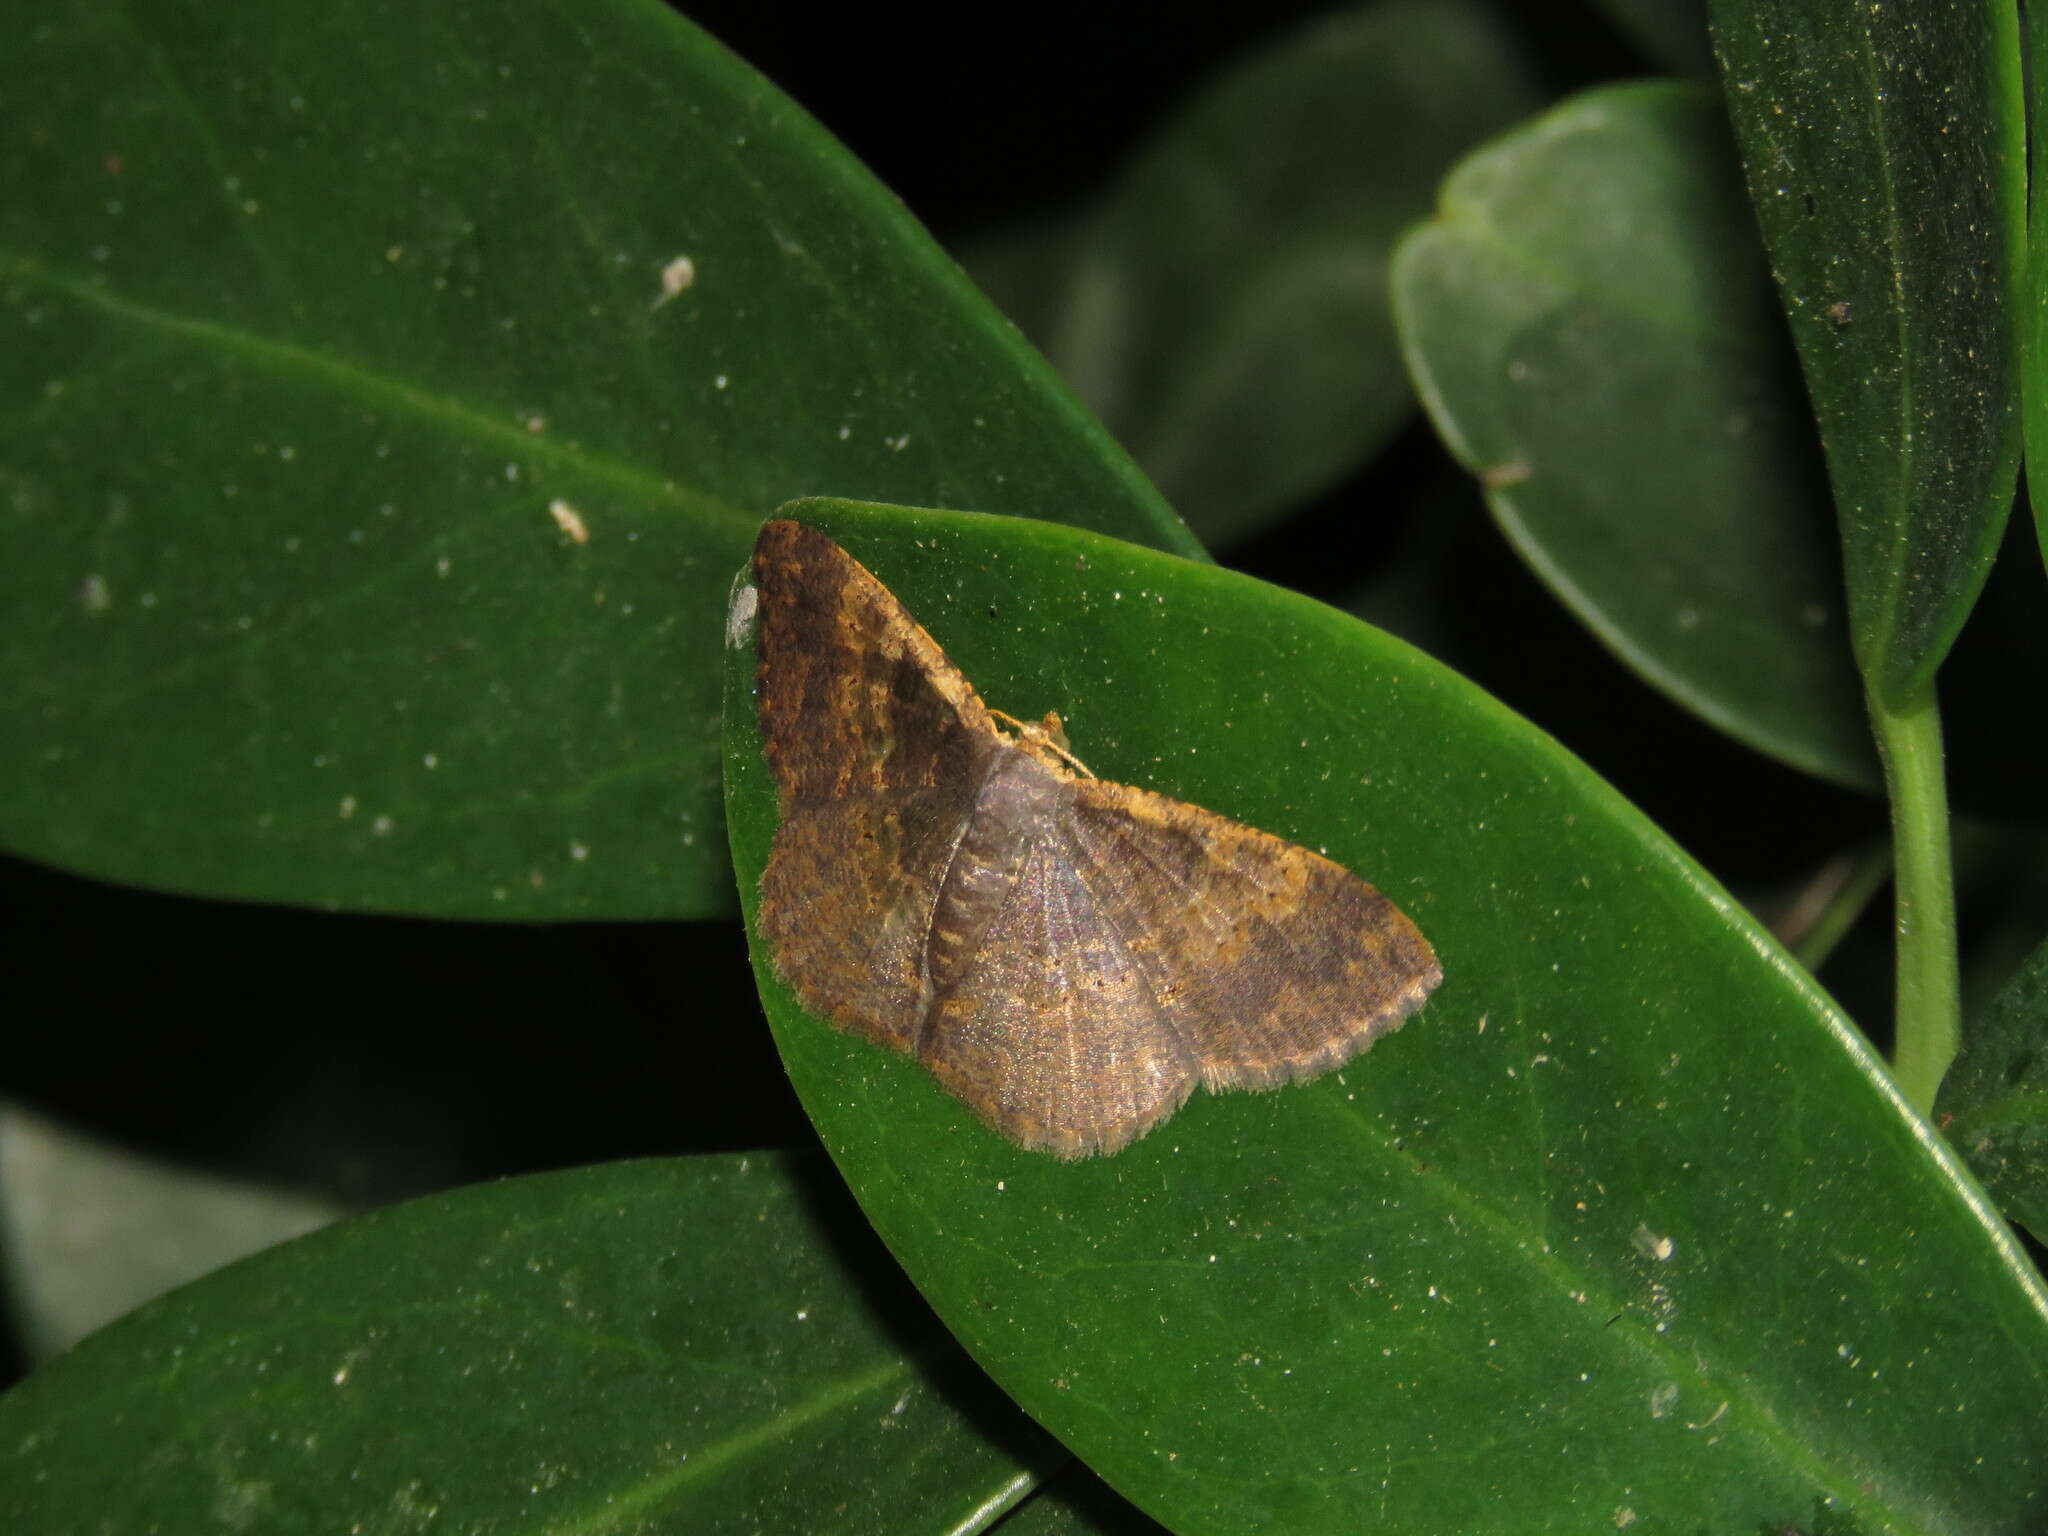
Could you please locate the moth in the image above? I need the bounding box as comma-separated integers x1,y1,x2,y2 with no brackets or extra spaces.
750,520,1440,1157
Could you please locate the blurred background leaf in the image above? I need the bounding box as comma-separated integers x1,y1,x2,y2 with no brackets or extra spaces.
726,503,2048,1536
1395,80,1874,788
0,1103,349,1362
968,0,1542,547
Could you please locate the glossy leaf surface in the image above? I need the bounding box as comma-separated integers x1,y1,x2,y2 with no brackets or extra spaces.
726,501,2048,1535
1709,0,2024,704
2026,0,2048,564
0,0,1188,920
0,1152,1056,1534
1395,81,1874,787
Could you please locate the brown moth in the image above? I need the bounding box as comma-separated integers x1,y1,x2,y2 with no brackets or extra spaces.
751,519,1441,1157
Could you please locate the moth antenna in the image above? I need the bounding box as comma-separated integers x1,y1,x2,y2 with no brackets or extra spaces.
990,708,1094,778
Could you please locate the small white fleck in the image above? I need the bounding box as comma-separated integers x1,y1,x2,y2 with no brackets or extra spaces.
371,815,394,837
78,574,112,614
569,842,589,862
548,498,590,545
423,753,439,769
725,584,759,649
653,254,696,307
338,795,357,819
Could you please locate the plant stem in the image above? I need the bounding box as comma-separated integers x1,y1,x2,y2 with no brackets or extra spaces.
1868,682,1959,1113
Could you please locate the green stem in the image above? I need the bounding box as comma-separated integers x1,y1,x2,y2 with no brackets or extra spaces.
1867,682,1959,1113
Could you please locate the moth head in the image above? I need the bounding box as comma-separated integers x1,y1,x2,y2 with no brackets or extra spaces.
990,709,1092,779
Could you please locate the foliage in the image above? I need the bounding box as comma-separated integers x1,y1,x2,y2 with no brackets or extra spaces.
4,2,2046,1532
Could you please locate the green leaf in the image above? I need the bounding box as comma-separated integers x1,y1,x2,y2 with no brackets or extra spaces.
1708,0,2025,705
0,1152,1058,1534
1939,932,2048,1244
1394,80,1875,788
973,0,1541,547
725,502,2048,1535
0,0,1190,922
993,1475,1170,1536
2027,1,2048,566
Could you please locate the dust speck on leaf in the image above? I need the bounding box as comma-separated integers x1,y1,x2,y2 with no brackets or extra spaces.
548,499,590,545
1632,1223,1675,1262
652,254,696,308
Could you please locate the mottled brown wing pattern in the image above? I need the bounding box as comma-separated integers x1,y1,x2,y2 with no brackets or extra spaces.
922,837,1200,1157
750,519,1442,1156
1059,779,1442,1090
753,520,998,1049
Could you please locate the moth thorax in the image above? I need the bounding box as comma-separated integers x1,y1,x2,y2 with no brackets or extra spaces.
922,753,1063,1002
